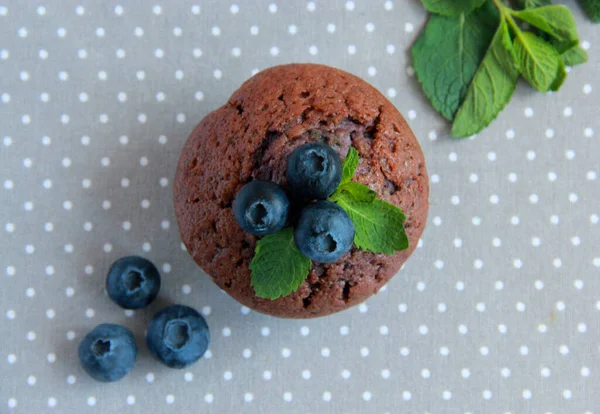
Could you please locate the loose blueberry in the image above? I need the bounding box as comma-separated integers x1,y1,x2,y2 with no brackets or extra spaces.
106,256,161,309
78,324,137,382
294,200,355,263
146,305,210,369
286,142,342,199
234,180,290,236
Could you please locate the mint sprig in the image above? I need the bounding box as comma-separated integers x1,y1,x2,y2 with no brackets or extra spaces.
249,147,409,300
250,228,311,300
413,0,588,138
330,147,409,254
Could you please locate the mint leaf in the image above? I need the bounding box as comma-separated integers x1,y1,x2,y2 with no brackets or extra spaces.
412,3,499,120
512,6,579,53
341,146,358,184
331,182,376,203
421,0,487,16
513,32,562,92
333,192,408,255
250,227,311,300
514,0,552,9
562,46,589,66
550,58,567,91
452,19,519,138
577,0,600,23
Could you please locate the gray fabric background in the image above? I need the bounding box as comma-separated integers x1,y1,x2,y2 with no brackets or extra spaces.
1,1,599,413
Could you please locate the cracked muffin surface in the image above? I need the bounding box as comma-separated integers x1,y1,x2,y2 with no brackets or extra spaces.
174,64,429,318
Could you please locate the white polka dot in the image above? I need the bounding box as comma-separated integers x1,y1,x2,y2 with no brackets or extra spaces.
46,353,56,363
455,281,465,291
145,373,154,383
281,348,291,358
569,193,579,203
213,69,222,79
440,346,449,356
26,287,35,297
66,287,74,297
165,395,175,404
421,369,430,379
563,389,572,399
559,344,569,355
584,127,594,137
341,369,351,379
321,347,330,357
288,24,297,35
340,325,349,335
250,25,259,35
498,324,507,334
442,390,452,400
39,49,48,59
483,390,492,400
283,392,292,402
513,259,523,269
27,331,36,341
362,391,372,401
8,398,17,408
458,324,468,335
263,370,272,380
578,322,587,333
211,26,221,36
307,2,316,11
309,45,318,55
524,107,534,117
8,354,17,364
563,106,573,117
6,309,15,320
37,6,46,15
87,397,96,407
587,171,597,180
516,302,526,312
345,1,355,11
581,366,590,377
520,345,529,356
231,47,241,57
418,325,428,335
365,22,375,32
522,389,532,399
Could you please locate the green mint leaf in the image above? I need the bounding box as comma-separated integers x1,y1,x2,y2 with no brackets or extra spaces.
249,227,311,300
577,0,600,23
341,146,359,184
550,58,567,91
512,6,579,53
514,0,552,10
333,192,408,255
412,3,499,120
332,182,376,203
562,46,589,66
513,32,562,92
420,0,487,16
452,19,519,138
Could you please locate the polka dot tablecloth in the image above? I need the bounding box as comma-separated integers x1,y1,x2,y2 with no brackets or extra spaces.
1,1,599,413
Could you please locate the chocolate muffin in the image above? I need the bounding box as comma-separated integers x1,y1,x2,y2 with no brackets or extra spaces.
174,64,429,318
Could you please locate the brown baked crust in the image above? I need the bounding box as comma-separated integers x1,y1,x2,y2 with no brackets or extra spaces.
174,64,429,318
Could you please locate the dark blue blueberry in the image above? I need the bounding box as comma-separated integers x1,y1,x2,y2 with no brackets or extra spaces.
294,200,355,263
286,143,342,199
78,324,137,382
146,305,210,369
234,180,290,236
106,256,161,309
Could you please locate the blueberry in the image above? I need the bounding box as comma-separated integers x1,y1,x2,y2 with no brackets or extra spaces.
294,200,355,263
106,256,161,309
286,143,342,199
234,180,290,236
146,305,210,369
78,324,137,382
